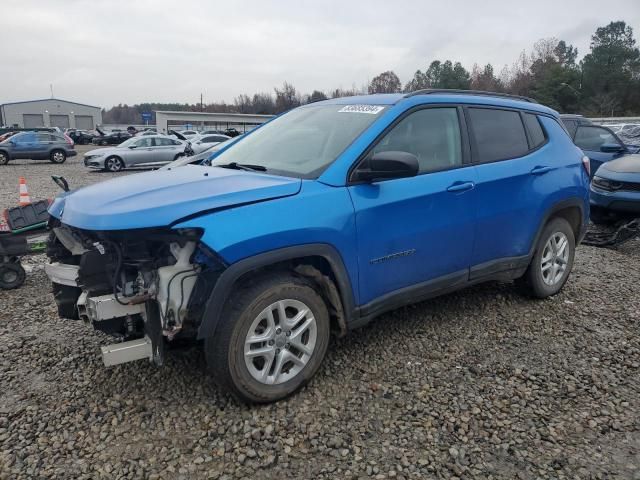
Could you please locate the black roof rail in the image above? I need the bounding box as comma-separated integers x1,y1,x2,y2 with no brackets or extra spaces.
404,89,538,103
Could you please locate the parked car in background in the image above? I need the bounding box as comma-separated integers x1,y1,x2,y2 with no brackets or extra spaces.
569,123,639,176
190,134,230,154
83,135,188,171
160,134,244,170
46,91,589,403
0,131,76,165
92,130,133,146
66,129,97,145
224,127,241,137
590,155,640,223
179,130,198,138
560,114,593,137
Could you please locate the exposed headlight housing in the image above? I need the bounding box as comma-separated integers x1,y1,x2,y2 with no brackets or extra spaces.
592,176,622,191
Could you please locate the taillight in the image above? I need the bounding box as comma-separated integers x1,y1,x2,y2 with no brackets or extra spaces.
581,155,590,177
64,134,74,146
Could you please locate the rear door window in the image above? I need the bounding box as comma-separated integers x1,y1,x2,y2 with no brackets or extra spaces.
468,108,529,163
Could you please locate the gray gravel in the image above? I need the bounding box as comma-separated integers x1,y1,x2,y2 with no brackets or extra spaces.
1,154,640,479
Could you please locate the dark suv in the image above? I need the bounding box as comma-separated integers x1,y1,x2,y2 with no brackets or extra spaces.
45,90,590,402
0,131,76,165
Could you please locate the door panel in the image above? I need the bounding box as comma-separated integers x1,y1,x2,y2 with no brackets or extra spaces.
348,106,476,306
469,114,567,267
349,168,477,304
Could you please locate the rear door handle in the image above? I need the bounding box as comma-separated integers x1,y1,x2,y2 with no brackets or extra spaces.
530,166,553,175
446,181,475,193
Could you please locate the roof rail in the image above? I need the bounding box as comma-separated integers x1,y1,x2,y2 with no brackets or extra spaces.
404,89,537,103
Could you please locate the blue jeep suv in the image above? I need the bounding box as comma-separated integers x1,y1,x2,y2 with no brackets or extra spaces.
45,90,590,402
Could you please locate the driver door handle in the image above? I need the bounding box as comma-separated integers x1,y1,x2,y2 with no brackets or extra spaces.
530,166,553,175
446,181,475,193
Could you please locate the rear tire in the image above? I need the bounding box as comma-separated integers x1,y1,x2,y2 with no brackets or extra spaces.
0,262,26,290
104,156,124,172
49,149,67,164
206,273,330,403
0,151,8,165
522,217,575,298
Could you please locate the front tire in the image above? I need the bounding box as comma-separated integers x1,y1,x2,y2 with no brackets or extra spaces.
523,217,575,298
206,273,330,403
0,262,26,290
49,150,66,164
0,151,8,165
104,156,124,172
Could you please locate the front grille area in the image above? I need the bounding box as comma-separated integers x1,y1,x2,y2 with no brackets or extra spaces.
619,181,640,192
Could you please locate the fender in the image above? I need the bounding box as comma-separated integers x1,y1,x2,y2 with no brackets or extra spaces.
529,197,587,255
197,243,356,339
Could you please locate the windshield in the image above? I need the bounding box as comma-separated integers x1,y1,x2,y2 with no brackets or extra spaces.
212,104,387,178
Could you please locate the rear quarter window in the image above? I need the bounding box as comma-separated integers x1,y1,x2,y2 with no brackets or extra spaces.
523,113,546,149
468,108,529,163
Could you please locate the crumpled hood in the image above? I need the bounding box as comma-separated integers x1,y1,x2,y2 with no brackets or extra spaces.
49,166,301,230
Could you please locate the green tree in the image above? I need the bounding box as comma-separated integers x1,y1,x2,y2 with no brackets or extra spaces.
581,21,640,115
368,71,402,93
404,60,470,92
527,38,581,112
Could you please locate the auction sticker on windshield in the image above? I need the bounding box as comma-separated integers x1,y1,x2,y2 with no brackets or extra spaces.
338,105,385,114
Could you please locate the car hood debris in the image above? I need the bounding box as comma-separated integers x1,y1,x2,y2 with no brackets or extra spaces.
48,166,301,230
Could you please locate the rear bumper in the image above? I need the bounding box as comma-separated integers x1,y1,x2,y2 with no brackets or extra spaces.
67,150,77,157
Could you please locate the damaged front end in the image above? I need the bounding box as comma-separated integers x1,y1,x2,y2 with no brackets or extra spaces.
45,219,224,367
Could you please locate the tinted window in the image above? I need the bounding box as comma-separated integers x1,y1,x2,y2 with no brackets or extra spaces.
523,113,546,148
469,108,529,163
201,135,227,143
154,137,173,146
562,119,578,137
371,107,462,174
14,132,36,143
574,126,620,151
36,132,52,142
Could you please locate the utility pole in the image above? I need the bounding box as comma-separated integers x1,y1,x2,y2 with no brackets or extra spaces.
50,84,54,98
200,93,203,112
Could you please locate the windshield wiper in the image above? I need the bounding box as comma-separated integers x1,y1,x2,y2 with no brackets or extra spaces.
216,162,267,172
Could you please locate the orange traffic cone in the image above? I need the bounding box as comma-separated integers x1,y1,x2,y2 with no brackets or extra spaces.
19,177,31,206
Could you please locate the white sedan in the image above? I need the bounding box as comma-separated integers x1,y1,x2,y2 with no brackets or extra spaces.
189,133,231,154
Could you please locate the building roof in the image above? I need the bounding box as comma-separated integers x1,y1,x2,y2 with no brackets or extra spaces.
0,98,101,109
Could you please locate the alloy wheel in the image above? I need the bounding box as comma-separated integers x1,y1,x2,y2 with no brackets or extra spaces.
244,299,317,385
540,232,570,286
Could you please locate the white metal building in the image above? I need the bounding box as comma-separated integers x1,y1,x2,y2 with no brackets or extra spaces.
154,111,273,134
0,98,102,130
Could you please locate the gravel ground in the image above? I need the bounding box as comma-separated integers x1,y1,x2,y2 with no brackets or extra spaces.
1,153,640,479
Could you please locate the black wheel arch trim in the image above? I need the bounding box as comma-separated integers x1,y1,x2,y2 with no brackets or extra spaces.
197,243,356,339
530,198,587,253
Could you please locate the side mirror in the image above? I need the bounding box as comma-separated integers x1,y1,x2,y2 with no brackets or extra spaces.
128,144,137,149
600,143,625,153
351,151,419,183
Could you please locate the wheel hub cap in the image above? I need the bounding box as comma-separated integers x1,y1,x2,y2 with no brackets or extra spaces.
541,232,569,286
244,299,317,385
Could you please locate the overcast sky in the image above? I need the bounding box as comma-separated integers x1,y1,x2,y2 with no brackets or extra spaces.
2,0,639,108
